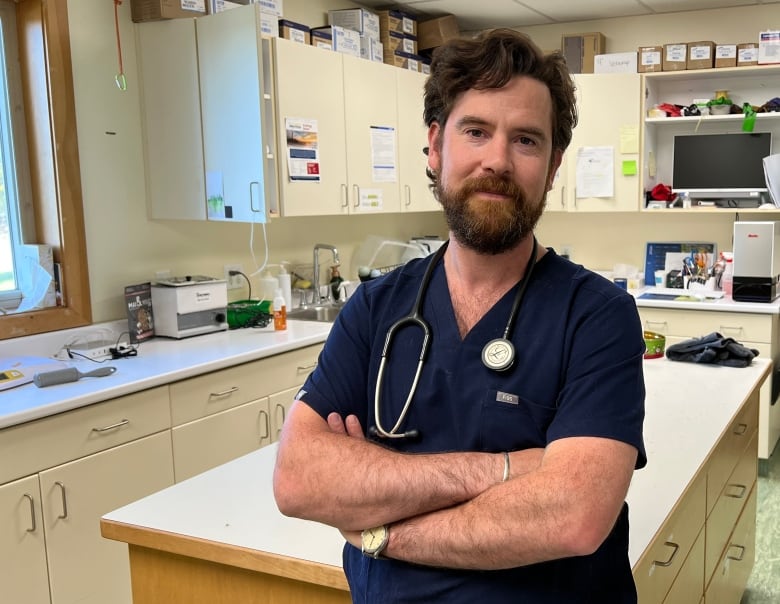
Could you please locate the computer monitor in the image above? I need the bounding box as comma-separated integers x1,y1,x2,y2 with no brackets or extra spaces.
672,132,772,203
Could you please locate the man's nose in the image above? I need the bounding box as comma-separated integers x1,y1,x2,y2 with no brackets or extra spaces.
480,137,512,176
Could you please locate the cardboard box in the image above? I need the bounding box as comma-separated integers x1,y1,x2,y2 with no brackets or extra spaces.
418,15,459,51
381,31,418,55
738,42,759,66
328,8,380,40
207,0,243,13
279,20,310,45
715,44,737,68
759,30,780,64
360,35,383,63
311,25,361,57
384,50,421,72
637,45,663,73
377,9,417,37
311,28,332,50
561,32,605,73
686,41,714,70
662,43,687,71
594,52,637,73
258,11,278,38
255,0,282,17
130,0,206,23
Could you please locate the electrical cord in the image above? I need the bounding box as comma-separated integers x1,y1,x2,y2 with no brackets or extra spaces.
229,270,252,299
110,331,139,359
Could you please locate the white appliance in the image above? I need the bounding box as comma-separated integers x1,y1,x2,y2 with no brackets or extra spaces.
733,221,780,303
151,276,229,338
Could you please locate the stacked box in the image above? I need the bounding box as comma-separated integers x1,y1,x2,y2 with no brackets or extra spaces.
715,44,737,68
759,30,780,65
686,41,715,70
637,45,663,73
328,8,380,41
561,32,605,73
382,31,418,56
279,20,310,45
418,15,459,51
385,51,421,72
738,42,759,66
311,28,332,50
377,9,417,37
258,11,278,38
361,35,383,63
311,25,361,57
256,0,282,16
662,43,687,71
131,0,206,23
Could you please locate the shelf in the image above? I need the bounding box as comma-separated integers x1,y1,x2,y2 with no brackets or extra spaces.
642,63,780,82
645,113,780,125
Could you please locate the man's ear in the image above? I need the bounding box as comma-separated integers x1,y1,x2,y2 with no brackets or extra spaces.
547,149,563,191
427,122,442,173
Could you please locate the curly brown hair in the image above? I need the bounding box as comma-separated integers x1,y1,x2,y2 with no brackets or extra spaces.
424,28,577,155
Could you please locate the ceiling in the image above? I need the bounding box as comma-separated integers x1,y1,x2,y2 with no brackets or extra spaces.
355,0,780,32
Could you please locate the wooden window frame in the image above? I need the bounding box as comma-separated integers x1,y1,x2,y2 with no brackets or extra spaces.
2,0,90,340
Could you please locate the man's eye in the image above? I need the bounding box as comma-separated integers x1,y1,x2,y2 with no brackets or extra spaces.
466,128,485,138
518,136,536,146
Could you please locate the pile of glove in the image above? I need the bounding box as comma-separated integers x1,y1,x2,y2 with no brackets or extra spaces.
666,332,759,368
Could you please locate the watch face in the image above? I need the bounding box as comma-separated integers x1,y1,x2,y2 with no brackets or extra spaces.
362,525,388,555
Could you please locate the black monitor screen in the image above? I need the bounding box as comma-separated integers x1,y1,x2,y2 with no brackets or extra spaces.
672,132,771,194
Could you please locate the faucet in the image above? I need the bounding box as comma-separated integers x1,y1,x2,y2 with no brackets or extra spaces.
312,243,340,305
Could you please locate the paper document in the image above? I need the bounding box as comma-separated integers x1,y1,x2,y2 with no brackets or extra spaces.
576,146,614,198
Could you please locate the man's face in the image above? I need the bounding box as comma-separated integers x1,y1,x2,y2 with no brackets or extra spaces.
427,75,562,255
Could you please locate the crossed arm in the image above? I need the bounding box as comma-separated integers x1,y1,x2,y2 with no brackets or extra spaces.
273,400,637,571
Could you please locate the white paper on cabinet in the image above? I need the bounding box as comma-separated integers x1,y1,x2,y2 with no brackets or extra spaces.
370,125,397,183
576,146,614,198
285,117,320,182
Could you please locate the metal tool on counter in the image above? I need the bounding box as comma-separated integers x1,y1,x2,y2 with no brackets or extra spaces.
33,366,117,388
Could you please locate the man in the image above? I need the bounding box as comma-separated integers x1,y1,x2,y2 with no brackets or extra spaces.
274,28,646,603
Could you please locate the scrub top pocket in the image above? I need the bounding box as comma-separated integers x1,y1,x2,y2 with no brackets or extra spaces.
479,389,556,451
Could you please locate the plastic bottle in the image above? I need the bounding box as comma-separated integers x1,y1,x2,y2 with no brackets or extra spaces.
273,288,287,331
330,264,344,301
277,262,292,311
259,271,278,302
722,253,734,298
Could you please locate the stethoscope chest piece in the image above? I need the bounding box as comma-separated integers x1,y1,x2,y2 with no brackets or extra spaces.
481,338,515,372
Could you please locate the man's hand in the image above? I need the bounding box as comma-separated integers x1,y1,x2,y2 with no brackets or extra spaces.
327,412,366,439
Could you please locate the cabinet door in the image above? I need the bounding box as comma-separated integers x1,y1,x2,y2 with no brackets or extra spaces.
172,398,272,482
270,385,300,442
196,6,271,223
567,73,641,212
343,55,402,214
396,68,439,212
271,38,348,216
0,475,50,604
40,432,174,604
545,151,570,212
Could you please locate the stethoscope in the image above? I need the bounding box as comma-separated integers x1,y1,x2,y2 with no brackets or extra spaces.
370,238,538,440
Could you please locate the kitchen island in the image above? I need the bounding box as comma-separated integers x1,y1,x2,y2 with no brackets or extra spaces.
102,357,771,604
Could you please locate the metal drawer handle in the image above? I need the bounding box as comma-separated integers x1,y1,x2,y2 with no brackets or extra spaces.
727,544,746,561
259,409,270,440
644,320,667,329
719,325,744,334
733,423,748,435
725,484,747,499
55,481,68,519
653,541,679,567
275,402,286,439
23,493,36,532
404,184,411,207
297,363,317,371
209,386,239,398
92,419,129,432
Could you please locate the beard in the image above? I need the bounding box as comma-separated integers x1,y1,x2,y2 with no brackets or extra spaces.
435,174,546,255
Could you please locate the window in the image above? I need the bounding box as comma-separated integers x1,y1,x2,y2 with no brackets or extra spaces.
0,0,91,339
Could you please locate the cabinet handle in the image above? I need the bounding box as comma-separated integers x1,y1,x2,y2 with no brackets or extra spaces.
726,544,746,562
55,481,68,519
91,419,129,432
275,402,286,439
209,386,239,398
353,184,360,208
560,185,565,209
404,184,412,207
653,541,679,567
249,181,262,213
341,184,348,208
297,362,317,372
644,320,667,330
23,493,36,532
725,483,747,499
719,325,744,335
259,409,270,441
733,422,748,436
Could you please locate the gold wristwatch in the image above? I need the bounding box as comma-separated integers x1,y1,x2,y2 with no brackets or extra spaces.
361,525,389,559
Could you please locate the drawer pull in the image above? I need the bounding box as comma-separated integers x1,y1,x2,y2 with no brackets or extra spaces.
23,493,36,532
733,423,748,436
644,320,667,331
297,363,317,371
725,483,747,499
92,419,129,432
719,325,744,335
259,409,270,440
55,481,68,519
727,544,746,562
210,386,239,398
653,541,679,567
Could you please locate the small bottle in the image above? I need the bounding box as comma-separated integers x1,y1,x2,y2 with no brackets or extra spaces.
722,254,734,298
259,271,279,302
273,288,287,331
330,264,344,301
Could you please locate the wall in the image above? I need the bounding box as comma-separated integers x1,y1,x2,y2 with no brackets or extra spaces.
67,1,775,323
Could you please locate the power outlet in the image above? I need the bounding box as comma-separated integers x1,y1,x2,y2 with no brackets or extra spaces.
224,264,245,290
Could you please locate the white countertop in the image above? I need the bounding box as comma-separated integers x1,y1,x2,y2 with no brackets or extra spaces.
0,321,331,430
632,286,780,313
102,357,772,572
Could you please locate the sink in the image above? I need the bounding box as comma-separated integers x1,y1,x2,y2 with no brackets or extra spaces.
287,304,342,323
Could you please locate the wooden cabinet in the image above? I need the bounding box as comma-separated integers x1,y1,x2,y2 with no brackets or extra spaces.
637,306,780,459
169,344,321,480
640,65,780,213
0,387,174,604
547,73,641,212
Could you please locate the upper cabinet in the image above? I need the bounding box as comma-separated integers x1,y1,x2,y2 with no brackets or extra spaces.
640,65,780,211
547,72,642,213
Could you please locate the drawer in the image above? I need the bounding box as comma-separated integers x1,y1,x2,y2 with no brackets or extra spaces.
705,395,758,516
705,431,757,583
169,344,322,425
634,471,706,604
0,386,171,485
662,527,704,604
704,483,757,603
639,309,773,344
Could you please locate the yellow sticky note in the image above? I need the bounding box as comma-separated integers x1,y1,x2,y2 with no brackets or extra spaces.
622,160,637,176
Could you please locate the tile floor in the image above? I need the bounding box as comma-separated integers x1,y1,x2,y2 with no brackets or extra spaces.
741,449,780,603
